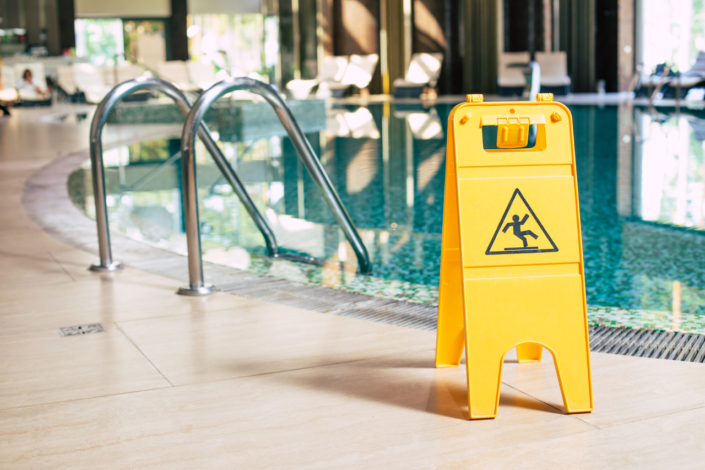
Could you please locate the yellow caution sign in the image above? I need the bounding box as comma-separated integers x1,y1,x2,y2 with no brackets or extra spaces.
436,93,593,420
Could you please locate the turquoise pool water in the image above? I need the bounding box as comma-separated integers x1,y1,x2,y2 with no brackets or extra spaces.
69,102,705,332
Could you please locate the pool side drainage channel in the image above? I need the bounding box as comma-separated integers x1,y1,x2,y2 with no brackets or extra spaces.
219,278,705,363
590,326,705,362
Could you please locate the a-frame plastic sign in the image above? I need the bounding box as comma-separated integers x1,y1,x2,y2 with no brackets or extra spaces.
435,93,593,420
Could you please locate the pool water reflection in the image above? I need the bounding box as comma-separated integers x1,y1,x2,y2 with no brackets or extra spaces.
69,102,705,332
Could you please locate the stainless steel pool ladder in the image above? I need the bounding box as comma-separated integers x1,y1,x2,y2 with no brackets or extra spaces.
179,77,372,295
88,77,278,274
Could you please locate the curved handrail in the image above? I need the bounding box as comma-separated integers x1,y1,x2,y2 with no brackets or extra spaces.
88,77,278,277
179,77,372,294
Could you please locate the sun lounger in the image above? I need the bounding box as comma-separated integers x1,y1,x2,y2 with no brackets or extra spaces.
101,64,145,87
71,63,112,104
665,52,705,98
636,63,674,97
286,56,349,99
638,54,705,99
392,53,444,98
329,54,379,97
1,65,16,91
186,62,218,90
497,52,530,97
117,64,146,83
157,61,201,92
0,65,19,105
56,65,83,102
535,51,571,95
57,66,77,95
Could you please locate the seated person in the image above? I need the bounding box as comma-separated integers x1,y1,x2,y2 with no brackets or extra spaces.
15,69,50,100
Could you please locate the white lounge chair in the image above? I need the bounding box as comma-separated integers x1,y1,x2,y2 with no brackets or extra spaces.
641,52,705,98
286,56,349,99
535,51,571,95
72,63,112,104
57,66,76,95
0,65,20,105
117,64,146,83
393,53,444,98
1,65,17,91
329,54,379,97
157,61,200,92
497,52,530,97
56,65,81,102
101,64,145,87
186,62,218,90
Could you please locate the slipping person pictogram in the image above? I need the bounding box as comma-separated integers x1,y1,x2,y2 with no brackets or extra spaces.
485,188,558,255
502,214,538,249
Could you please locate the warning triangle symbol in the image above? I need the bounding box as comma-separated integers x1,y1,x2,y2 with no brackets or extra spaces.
485,189,559,255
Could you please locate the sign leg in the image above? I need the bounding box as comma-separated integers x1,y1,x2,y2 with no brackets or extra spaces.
436,154,465,368
466,344,505,419
435,248,464,368
550,337,593,413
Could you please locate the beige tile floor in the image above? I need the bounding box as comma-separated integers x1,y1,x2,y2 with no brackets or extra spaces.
1,106,705,468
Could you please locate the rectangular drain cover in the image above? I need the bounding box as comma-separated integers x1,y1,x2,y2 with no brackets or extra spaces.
60,324,105,337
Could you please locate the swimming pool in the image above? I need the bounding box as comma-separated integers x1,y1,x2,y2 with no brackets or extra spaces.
68,101,705,332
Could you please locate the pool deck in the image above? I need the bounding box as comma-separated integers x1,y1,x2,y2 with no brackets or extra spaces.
2,105,705,468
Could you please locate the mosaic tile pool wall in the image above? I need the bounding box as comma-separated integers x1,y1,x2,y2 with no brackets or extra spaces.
68,103,705,333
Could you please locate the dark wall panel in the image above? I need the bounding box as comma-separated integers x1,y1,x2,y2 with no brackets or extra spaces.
560,0,596,93
25,0,42,46
413,0,462,94
58,0,76,50
503,0,546,53
595,0,619,91
464,0,498,93
170,0,188,61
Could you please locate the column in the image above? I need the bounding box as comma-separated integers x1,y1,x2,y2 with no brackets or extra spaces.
413,0,462,94
299,0,319,78
380,0,407,93
1,0,22,28
617,0,635,91
45,0,61,55
58,0,76,51
25,0,42,47
559,0,595,93
170,0,188,61
595,0,618,91
464,0,498,93
279,0,298,85
45,0,76,55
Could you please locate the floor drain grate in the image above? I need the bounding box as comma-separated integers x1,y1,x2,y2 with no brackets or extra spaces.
589,326,705,363
219,275,705,363
59,324,105,337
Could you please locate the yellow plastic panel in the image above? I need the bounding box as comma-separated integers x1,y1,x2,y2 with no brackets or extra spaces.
435,96,593,420
496,116,530,148
458,176,581,267
463,274,593,419
452,102,574,168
